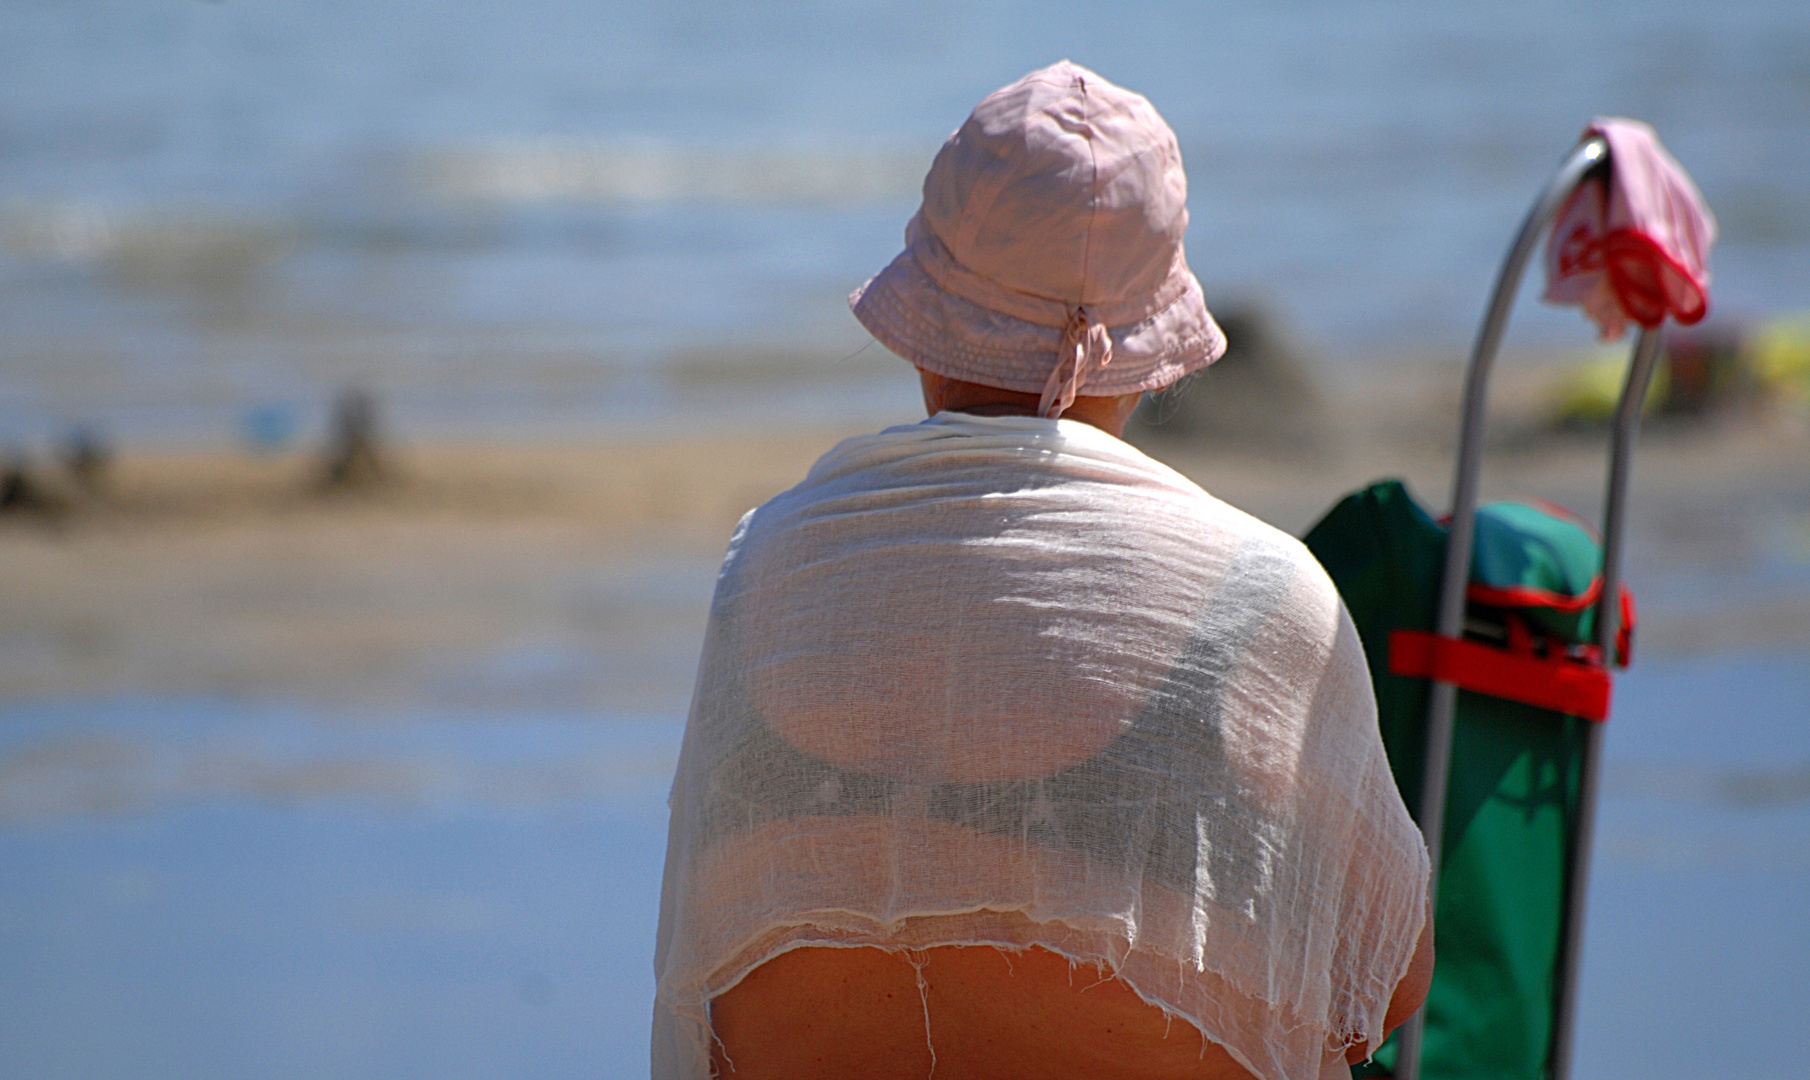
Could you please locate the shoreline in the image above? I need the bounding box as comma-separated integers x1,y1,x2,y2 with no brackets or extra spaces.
2,391,1805,705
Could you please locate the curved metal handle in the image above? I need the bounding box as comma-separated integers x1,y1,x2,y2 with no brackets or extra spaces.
1392,134,1611,1080
1436,135,1609,666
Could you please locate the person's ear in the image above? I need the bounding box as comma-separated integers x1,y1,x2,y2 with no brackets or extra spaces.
917,368,947,416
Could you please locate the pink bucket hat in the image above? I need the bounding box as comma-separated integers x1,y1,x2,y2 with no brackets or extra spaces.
850,60,1225,418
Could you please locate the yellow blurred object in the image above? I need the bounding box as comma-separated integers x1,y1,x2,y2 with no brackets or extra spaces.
1547,347,1669,426
1748,315,1810,407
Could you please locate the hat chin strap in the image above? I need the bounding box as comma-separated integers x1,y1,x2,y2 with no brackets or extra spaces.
1039,308,1115,419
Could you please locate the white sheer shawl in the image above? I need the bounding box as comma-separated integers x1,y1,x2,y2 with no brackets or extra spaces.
653,412,1427,1080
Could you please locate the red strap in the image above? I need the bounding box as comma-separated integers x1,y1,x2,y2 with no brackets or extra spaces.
1462,581,1637,669
1467,576,1602,614
1388,630,1612,721
1616,586,1636,669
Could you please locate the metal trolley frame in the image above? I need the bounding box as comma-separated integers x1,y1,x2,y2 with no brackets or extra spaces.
1392,134,1667,1080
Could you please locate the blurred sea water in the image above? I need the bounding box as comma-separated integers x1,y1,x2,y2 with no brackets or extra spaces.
2,0,1809,445
0,653,1805,1080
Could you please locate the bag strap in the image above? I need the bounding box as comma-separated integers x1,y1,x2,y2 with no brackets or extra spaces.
1389,628,1612,721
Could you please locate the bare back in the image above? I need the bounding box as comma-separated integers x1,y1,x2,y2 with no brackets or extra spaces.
710,943,1259,1080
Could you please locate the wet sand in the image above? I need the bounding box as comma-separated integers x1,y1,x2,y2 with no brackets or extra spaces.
2,379,1806,705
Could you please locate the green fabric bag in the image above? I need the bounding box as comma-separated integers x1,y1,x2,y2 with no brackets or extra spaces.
1467,500,1610,646
1304,480,1609,1080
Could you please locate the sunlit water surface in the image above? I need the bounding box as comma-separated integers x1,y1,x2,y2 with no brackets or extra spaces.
3,0,1808,446
0,653,1804,1080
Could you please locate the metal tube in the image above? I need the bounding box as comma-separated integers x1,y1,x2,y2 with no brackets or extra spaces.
1547,325,1664,1080
1392,135,1606,1080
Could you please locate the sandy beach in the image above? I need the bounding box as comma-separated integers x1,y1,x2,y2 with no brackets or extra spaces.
4,369,1806,708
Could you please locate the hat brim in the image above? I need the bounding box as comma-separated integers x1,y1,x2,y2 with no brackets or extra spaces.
850,245,1225,397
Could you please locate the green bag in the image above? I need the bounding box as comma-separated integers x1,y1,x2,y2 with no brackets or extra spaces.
1304,480,1628,1080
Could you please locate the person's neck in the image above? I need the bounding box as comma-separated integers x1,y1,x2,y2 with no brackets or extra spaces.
947,402,1041,419
919,371,1142,438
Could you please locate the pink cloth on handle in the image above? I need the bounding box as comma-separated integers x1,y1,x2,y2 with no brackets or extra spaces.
1542,117,1717,341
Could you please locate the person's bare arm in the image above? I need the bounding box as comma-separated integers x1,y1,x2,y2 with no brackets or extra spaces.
1345,895,1436,1065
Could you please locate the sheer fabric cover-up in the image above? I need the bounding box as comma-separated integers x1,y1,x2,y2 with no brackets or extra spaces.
652,412,1428,1080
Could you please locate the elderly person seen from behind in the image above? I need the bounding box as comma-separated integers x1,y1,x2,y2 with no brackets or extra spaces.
652,61,1433,1080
